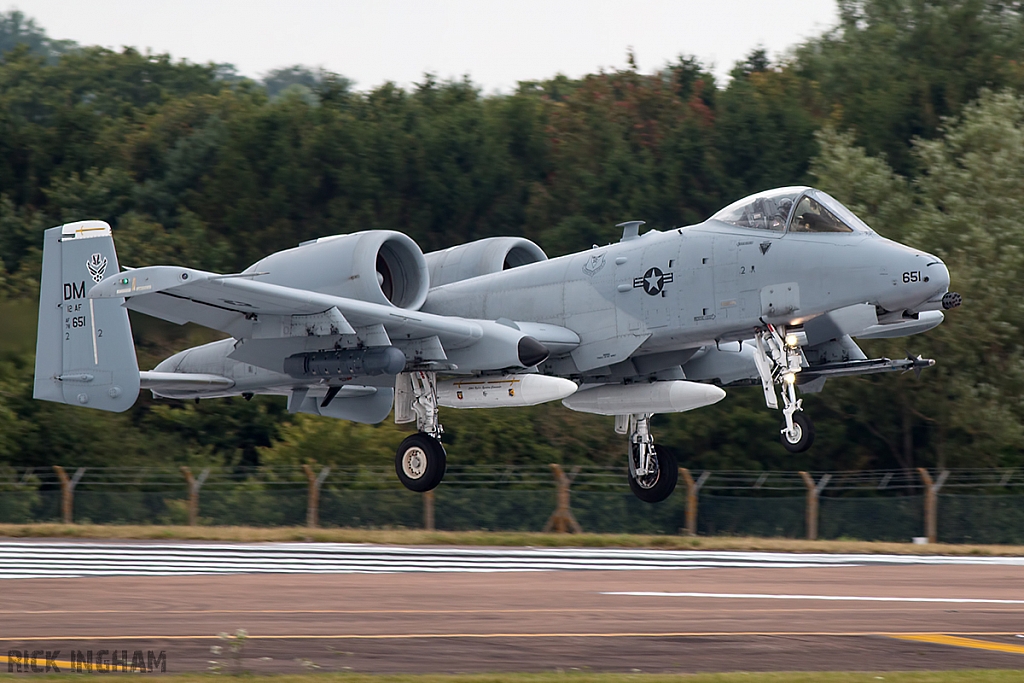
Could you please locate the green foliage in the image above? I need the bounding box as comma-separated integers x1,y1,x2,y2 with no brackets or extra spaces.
0,10,75,61
796,0,1024,173
715,56,819,195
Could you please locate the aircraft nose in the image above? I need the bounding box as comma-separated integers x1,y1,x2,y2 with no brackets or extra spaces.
902,249,960,313
875,242,958,313
925,256,950,295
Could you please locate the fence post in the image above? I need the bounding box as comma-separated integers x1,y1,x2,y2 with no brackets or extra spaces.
543,464,582,533
799,472,831,540
679,468,710,536
52,466,85,524
180,466,210,526
301,464,330,528
917,468,949,543
423,490,435,530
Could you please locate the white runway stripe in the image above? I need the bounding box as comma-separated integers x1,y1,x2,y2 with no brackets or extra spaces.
0,541,1020,579
603,591,1024,604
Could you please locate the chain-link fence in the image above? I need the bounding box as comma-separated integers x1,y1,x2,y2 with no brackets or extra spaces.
2,465,1024,543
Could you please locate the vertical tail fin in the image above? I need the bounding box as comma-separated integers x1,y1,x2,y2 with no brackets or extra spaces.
33,221,140,412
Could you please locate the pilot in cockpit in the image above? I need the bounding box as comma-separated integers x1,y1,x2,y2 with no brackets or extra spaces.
789,195,853,233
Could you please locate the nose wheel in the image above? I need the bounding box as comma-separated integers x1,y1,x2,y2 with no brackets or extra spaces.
780,411,814,453
754,325,815,453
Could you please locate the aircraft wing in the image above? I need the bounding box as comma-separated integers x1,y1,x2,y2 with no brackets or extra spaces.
89,266,569,372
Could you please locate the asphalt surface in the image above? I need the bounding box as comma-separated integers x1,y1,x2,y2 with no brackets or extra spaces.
1,542,1023,673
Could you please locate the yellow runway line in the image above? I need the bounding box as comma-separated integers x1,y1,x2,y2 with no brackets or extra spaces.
892,634,1024,654
0,654,77,669
0,631,1022,641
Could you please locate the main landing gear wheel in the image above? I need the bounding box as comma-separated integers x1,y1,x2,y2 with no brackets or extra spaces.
627,444,678,503
395,433,447,492
780,412,815,453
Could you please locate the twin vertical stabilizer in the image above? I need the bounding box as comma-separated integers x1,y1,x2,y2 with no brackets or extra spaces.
33,222,139,412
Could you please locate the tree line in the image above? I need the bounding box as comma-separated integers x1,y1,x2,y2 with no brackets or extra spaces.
0,1,1022,475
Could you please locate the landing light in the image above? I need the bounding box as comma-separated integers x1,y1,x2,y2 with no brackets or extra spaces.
785,334,798,348
783,372,796,385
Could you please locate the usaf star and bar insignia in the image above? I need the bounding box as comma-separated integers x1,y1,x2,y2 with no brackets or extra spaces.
633,267,673,296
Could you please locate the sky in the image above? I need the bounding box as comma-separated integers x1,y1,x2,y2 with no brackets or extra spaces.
13,0,839,92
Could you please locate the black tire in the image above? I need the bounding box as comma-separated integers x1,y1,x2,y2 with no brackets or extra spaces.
627,445,678,503
395,433,447,492
780,412,815,453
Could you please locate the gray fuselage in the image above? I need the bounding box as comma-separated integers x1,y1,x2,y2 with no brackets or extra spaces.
422,218,947,375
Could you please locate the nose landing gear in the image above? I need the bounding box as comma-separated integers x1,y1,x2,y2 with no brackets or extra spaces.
754,325,815,453
780,411,814,453
394,371,447,492
619,413,678,503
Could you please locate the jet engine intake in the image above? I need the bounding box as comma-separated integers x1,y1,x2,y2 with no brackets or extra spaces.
283,347,407,378
424,236,547,288
245,231,430,309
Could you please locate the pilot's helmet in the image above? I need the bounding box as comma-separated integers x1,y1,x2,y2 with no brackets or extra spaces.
777,197,793,219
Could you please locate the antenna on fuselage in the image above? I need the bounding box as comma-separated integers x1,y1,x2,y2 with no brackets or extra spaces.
617,220,645,242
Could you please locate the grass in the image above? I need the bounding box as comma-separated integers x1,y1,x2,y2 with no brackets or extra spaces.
0,523,1023,556
2,672,1022,682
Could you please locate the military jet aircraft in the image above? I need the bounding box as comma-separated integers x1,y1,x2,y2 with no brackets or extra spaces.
34,186,960,502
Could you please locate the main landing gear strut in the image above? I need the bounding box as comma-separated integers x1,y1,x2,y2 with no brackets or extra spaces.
753,324,815,453
617,413,678,503
395,371,447,492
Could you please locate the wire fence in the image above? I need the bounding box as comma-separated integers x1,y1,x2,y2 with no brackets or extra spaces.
1,465,1023,544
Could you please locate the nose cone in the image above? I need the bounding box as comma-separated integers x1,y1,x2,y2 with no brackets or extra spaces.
927,258,951,296
875,240,954,313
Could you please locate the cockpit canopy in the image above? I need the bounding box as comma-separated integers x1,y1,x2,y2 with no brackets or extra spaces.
710,187,873,235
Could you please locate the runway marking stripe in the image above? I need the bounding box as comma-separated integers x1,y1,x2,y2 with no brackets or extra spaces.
0,632,1020,641
892,634,1024,654
0,654,77,669
1,541,1023,580
603,591,1024,604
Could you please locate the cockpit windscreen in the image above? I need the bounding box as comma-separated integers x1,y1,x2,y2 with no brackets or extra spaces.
789,194,852,233
711,187,874,235
809,190,874,234
711,188,802,232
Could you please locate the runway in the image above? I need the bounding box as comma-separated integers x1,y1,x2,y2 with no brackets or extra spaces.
1,540,1023,673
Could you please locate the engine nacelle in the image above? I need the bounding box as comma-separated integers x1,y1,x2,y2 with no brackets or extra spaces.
244,231,429,309
424,236,547,288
